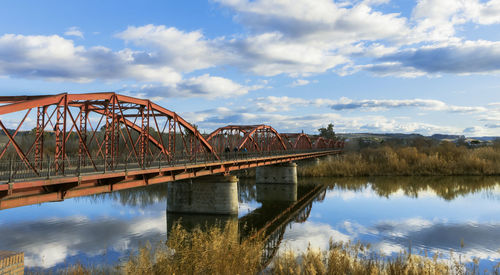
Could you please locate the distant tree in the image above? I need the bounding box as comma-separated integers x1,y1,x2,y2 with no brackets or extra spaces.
318,123,335,139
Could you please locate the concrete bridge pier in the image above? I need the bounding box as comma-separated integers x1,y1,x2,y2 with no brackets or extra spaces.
256,162,297,184
167,175,239,215
256,162,297,202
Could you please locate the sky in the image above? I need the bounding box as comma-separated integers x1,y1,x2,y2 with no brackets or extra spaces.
0,0,499,136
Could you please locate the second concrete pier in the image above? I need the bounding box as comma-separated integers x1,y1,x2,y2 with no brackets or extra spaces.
256,162,297,184
167,175,239,215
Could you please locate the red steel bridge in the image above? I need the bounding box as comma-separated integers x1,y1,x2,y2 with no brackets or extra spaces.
0,93,343,210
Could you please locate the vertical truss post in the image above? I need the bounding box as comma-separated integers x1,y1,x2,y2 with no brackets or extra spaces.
104,96,119,171
146,103,150,165
35,106,45,171
79,103,88,168
113,100,120,167
104,99,111,171
168,117,175,163
54,96,67,175
140,106,144,167
140,105,149,168
108,96,118,170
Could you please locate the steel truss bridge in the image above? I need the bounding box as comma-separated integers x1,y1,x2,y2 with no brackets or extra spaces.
0,93,343,210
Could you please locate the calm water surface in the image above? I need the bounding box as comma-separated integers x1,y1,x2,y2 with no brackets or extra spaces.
0,176,499,271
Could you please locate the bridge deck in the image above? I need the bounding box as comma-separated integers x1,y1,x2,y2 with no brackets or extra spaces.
0,150,340,210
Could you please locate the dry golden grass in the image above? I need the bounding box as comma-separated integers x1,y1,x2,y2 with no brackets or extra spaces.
57,223,500,275
123,221,263,275
299,142,500,177
270,241,500,275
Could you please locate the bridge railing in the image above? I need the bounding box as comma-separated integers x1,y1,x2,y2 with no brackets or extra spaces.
0,149,339,183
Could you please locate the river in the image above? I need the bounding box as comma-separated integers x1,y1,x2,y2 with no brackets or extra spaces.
0,176,499,272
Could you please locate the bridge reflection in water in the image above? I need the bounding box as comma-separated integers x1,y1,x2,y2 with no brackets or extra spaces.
1,176,498,271
166,179,327,267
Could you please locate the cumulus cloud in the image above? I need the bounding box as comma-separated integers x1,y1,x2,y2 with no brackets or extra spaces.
226,32,348,77
379,41,500,75
129,74,262,99
0,30,263,99
181,105,463,135
116,24,224,72
413,0,500,28
216,0,500,77
329,97,488,113
2,0,500,86
0,33,182,84
352,62,427,78
252,96,310,112
485,123,500,129
290,79,310,87
64,26,84,38
216,0,410,42
178,95,498,136
215,0,413,76
0,0,500,121
250,96,488,114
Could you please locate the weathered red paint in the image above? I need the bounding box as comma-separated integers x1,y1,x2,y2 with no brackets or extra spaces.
0,92,344,210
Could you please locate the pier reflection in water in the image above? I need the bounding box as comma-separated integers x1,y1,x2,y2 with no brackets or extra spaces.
0,176,498,271
166,180,325,266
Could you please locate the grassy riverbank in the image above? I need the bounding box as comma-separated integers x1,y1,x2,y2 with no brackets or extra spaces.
61,222,498,275
299,141,500,177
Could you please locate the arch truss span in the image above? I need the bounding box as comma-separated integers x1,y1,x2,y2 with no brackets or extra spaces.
311,136,338,149
280,133,313,150
206,125,288,153
0,92,218,176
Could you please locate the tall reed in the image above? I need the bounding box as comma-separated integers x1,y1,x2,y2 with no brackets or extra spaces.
123,221,263,275
59,224,499,275
299,142,500,177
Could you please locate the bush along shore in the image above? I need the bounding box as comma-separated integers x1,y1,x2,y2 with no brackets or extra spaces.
61,222,499,275
299,141,500,177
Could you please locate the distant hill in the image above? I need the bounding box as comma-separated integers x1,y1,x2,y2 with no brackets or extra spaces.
337,133,424,140
469,136,500,141
337,133,499,142
430,134,465,140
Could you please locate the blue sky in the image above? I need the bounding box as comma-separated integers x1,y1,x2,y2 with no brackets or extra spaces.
0,0,499,136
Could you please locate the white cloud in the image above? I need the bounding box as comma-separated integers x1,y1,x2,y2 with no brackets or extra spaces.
351,62,427,78
329,97,488,113
216,0,500,77
250,96,489,114
0,33,181,84
378,40,500,75
127,74,263,99
64,26,84,38
215,0,413,76
181,105,465,135
413,0,500,28
116,24,224,72
216,0,410,43
252,96,309,112
290,79,309,87
227,32,348,77
177,95,500,136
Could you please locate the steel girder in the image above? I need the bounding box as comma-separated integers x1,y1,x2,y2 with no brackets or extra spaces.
0,92,219,176
280,133,313,150
206,125,288,153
